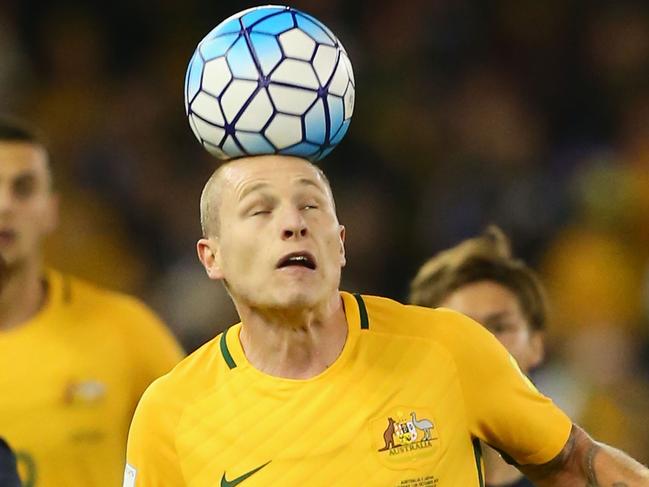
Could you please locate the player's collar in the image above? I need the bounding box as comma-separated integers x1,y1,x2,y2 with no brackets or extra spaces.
218,291,366,381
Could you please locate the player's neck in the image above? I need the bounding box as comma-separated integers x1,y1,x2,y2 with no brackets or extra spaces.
237,292,348,380
0,258,46,332
483,442,525,486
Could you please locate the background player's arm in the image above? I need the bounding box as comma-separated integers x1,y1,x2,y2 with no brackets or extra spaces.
520,424,649,487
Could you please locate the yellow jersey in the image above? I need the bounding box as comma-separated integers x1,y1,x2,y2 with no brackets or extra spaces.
126,292,571,487
0,270,184,487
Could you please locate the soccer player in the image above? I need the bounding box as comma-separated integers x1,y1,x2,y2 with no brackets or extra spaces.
0,118,184,487
125,154,649,486
409,226,546,487
0,438,21,487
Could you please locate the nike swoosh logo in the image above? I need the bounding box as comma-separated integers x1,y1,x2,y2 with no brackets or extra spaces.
221,461,271,487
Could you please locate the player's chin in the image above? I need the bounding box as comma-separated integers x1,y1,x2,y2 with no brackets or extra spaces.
268,272,338,308
272,287,323,309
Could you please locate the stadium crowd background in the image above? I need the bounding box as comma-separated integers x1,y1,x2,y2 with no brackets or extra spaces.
2,0,649,464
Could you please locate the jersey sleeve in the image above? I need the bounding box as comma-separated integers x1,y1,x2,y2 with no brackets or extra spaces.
435,308,572,466
125,379,185,486
119,297,185,401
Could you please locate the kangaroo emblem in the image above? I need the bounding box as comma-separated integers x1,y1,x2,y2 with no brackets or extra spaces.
378,417,396,451
410,412,433,441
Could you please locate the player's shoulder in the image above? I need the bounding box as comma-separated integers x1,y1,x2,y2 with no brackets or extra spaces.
144,331,230,401
357,293,495,350
47,269,158,319
358,293,477,334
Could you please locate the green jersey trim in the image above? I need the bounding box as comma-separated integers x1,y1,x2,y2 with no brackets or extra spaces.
473,438,485,487
220,328,237,369
353,293,370,330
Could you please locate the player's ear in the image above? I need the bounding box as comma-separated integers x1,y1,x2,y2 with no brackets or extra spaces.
338,225,346,267
197,237,224,280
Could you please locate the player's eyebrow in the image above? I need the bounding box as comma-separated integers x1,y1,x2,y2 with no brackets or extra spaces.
295,177,325,194
238,182,270,201
482,311,510,325
13,171,37,183
0,171,36,187
482,311,512,323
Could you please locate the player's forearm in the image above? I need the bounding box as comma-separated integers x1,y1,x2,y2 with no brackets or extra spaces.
576,442,649,487
520,425,649,487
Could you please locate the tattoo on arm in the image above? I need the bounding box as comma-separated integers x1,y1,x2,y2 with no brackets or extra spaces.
584,443,633,487
585,442,601,486
521,425,637,487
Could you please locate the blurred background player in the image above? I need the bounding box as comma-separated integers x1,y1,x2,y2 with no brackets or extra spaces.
0,117,184,487
409,226,546,487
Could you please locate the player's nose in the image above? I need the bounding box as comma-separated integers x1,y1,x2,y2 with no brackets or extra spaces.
280,206,308,240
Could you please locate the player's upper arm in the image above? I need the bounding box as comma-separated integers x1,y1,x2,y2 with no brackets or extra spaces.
434,308,572,466
125,378,185,486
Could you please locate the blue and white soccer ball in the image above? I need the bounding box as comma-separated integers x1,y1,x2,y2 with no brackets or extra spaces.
184,5,355,162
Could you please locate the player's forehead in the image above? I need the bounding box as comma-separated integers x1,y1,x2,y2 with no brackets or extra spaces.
221,156,329,201
452,280,515,304
448,280,524,317
0,142,49,181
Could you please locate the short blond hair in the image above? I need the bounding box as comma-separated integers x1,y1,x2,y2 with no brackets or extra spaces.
199,164,226,237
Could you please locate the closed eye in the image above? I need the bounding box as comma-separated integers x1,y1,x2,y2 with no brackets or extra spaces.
251,209,271,216
488,323,509,334
485,321,518,334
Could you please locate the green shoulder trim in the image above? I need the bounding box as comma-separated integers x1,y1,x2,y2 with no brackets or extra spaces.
353,293,370,330
220,328,237,369
472,438,484,487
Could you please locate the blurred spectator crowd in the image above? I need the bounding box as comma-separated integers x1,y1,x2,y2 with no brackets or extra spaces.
1,0,649,463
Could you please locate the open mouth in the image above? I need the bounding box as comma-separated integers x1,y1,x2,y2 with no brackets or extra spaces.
276,251,317,270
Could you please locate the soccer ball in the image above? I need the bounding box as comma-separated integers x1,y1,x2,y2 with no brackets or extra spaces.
184,5,355,162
